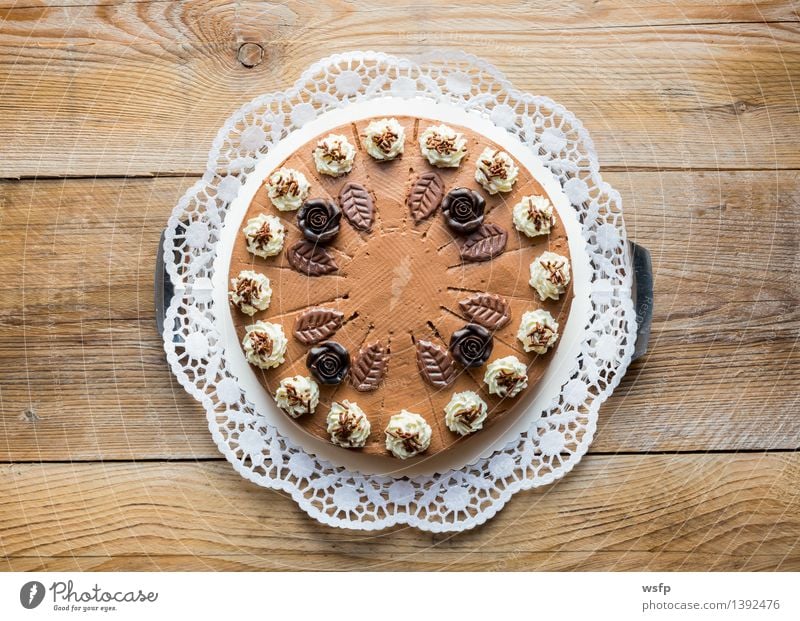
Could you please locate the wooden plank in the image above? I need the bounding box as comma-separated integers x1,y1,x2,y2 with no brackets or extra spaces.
0,170,797,460
6,551,798,572
0,2,798,176
1,454,798,571
1,0,796,24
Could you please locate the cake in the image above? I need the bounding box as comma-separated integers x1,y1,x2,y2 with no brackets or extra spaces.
227,115,574,459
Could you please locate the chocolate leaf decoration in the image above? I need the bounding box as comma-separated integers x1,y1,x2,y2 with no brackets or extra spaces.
350,341,388,391
407,172,444,223
339,182,374,232
415,339,456,387
458,293,511,329
458,222,508,262
286,240,338,276
293,307,344,345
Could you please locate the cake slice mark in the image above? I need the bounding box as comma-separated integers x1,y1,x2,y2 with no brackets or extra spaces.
250,191,304,235
444,285,535,306
483,168,546,218
371,193,387,236
444,246,519,270
250,293,352,324
420,379,449,451
260,262,348,278
349,122,363,153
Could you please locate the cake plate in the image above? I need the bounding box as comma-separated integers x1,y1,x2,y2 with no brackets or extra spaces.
158,51,652,532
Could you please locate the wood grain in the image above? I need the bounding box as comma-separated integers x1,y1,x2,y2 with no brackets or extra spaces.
1,454,798,571
0,1,798,177
1,170,797,460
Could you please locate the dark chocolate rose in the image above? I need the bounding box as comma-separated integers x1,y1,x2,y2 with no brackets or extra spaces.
442,188,485,234
449,323,493,368
297,198,342,243
306,340,350,384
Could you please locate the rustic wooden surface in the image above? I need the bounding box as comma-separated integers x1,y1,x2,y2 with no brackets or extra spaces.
0,0,798,571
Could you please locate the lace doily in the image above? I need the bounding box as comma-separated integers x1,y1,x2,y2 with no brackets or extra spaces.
162,51,635,532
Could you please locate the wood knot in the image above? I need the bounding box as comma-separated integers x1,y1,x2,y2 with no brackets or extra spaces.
237,42,264,68
19,407,40,423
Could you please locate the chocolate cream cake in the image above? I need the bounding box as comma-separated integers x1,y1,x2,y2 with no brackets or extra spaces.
227,116,573,459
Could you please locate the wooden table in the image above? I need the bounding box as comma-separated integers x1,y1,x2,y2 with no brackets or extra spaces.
1,1,798,572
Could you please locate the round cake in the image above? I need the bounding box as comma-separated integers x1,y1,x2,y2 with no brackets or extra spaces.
227,115,573,459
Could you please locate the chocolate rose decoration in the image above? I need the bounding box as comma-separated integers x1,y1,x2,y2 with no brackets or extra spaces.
297,198,342,243
442,188,485,234
306,340,350,384
449,323,494,368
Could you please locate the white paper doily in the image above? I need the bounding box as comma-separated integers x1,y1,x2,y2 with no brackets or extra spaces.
162,51,636,532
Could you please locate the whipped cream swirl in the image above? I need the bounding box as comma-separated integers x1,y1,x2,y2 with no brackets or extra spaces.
364,118,405,161
517,309,560,354
512,194,556,237
385,410,432,459
274,375,320,418
266,167,310,211
529,251,571,301
484,355,528,398
444,391,489,436
242,213,285,258
326,400,371,448
313,134,356,177
229,270,272,316
475,147,518,194
419,124,468,168
242,321,287,369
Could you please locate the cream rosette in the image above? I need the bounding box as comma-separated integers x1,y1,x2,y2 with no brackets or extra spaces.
313,133,356,177
274,375,320,418
326,400,371,448
228,270,272,316
385,410,432,459
242,213,285,258
242,321,288,369
484,355,529,398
